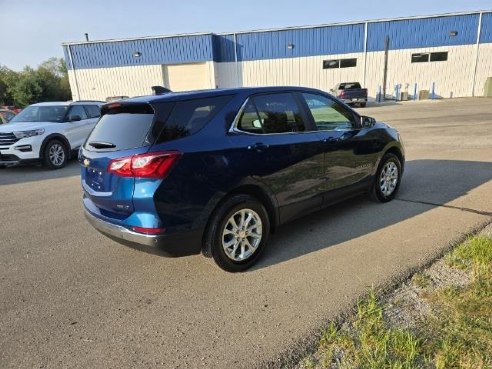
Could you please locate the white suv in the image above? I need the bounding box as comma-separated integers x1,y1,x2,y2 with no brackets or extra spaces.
0,101,103,169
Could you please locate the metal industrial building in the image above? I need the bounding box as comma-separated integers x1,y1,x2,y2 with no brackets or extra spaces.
62,11,492,101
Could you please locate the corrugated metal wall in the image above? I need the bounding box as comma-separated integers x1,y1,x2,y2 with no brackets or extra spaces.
64,34,215,70
217,53,365,91
365,45,477,99
475,44,492,96
367,14,480,51
68,62,217,101
213,34,236,63
64,11,492,100
68,64,164,100
234,24,364,61
480,13,492,43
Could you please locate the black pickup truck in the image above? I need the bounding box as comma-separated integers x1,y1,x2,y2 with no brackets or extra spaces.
330,82,368,107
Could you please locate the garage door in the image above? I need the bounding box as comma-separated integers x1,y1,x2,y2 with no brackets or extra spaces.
164,63,212,92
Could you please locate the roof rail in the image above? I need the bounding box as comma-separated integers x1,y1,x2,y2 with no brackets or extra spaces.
73,100,105,103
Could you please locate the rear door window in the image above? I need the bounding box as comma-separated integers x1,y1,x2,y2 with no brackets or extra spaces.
154,95,232,144
85,105,101,118
85,104,155,151
68,105,88,121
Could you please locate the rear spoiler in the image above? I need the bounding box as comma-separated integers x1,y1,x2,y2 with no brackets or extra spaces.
101,102,154,116
151,86,172,95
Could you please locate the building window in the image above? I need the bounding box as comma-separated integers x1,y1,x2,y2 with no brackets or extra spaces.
323,60,340,69
411,53,430,63
411,52,448,63
430,52,448,62
340,58,357,68
323,58,357,69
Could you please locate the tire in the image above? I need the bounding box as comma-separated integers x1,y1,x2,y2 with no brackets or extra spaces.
204,194,270,272
371,153,402,202
43,139,68,169
360,102,367,108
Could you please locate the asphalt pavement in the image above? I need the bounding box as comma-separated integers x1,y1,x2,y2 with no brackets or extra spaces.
1,98,491,369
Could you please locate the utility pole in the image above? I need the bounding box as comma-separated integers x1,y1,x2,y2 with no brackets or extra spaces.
382,36,389,101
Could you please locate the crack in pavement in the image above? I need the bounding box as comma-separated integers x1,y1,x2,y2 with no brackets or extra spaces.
395,198,492,217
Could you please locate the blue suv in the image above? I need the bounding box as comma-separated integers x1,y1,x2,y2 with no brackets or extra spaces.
80,87,404,272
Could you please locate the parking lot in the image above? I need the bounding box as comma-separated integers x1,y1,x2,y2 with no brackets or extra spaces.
1,98,491,369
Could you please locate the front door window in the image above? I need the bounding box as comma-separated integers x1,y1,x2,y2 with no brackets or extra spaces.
238,93,307,134
301,93,355,131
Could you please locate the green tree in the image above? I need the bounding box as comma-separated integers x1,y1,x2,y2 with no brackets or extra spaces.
10,68,43,107
57,59,72,100
36,57,72,102
0,57,72,107
0,66,18,105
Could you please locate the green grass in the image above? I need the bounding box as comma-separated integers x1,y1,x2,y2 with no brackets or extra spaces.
318,290,421,369
312,235,492,369
412,272,432,289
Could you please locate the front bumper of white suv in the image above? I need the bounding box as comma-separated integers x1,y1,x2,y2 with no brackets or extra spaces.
0,132,44,166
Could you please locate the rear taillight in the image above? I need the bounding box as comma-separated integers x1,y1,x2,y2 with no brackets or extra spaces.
131,226,166,235
339,91,346,98
108,151,181,178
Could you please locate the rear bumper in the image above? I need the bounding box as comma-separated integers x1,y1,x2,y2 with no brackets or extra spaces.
84,209,203,256
341,97,367,104
84,208,164,247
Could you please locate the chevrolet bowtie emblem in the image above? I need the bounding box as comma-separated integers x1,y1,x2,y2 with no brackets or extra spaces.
83,159,90,167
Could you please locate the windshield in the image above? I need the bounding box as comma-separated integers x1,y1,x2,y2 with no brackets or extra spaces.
9,105,68,123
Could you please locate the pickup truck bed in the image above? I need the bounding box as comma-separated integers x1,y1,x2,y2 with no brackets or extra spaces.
331,82,368,107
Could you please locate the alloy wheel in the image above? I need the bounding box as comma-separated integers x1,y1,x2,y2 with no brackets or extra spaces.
49,143,65,167
222,209,263,262
379,161,399,196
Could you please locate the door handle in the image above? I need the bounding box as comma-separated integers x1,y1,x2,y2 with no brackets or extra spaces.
247,143,270,152
321,137,339,143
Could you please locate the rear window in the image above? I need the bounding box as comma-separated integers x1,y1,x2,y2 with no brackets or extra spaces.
85,104,155,151
339,83,361,90
154,95,233,144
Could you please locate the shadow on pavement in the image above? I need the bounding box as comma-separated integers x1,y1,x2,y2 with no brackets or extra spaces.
0,160,80,186
77,159,492,265
359,101,403,109
253,159,492,271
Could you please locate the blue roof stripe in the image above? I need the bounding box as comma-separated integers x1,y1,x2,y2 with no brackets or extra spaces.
67,34,214,69
367,14,480,51
62,46,73,69
235,24,365,61
480,13,492,43
213,34,236,62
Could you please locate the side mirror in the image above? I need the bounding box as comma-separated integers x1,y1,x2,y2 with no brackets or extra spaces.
69,115,81,122
361,116,376,128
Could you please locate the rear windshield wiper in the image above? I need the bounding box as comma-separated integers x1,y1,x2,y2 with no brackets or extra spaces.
88,141,116,149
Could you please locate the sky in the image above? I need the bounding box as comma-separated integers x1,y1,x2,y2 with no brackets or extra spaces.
1,0,491,70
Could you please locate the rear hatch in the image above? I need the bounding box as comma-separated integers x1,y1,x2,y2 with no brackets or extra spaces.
80,95,233,223
80,102,162,219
